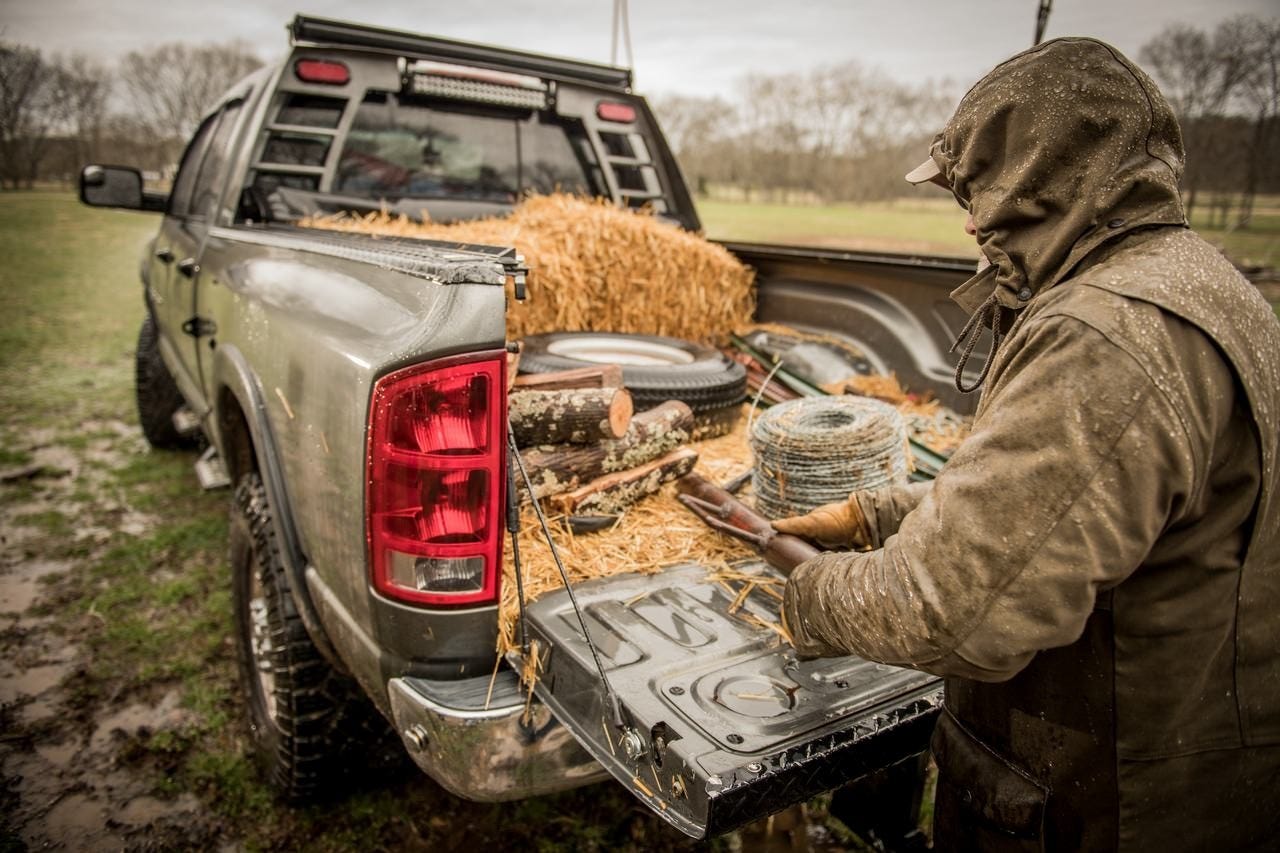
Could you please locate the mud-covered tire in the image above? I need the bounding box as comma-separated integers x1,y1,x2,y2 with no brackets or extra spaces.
134,313,193,449
518,332,747,436
230,473,391,802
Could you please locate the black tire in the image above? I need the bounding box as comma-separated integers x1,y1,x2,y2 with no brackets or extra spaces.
230,473,392,802
518,332,747,417
134,313,194,449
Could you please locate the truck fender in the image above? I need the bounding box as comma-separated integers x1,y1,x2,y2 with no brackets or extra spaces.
209,343,347,673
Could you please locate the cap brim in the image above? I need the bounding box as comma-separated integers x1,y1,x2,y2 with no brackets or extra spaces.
904,157,947,187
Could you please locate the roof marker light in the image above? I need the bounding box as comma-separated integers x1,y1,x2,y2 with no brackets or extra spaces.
596,101,637,123
295,59,350,86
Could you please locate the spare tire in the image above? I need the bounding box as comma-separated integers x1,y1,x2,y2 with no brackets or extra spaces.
518,333,746,433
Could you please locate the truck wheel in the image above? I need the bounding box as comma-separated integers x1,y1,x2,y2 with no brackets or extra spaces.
230,473,386,802
134,313,193,449
518,332,747,435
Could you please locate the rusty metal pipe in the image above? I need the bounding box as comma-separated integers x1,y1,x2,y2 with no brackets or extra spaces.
675,473,820,575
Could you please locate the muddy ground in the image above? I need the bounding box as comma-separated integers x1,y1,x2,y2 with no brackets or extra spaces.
1,422,220,850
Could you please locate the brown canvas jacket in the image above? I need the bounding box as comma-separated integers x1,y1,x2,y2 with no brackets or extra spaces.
783,38,1280,850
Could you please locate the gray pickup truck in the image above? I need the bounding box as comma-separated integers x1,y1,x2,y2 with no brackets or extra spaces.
81,15,979,839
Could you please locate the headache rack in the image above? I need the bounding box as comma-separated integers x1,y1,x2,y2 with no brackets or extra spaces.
289,14,634,91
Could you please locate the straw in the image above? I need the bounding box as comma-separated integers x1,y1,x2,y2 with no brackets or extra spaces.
301,193,756,343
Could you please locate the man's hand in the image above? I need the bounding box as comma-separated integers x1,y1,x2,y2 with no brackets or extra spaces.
772,494,873,549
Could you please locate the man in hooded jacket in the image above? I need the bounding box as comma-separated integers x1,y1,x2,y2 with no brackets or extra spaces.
776,38,1280,851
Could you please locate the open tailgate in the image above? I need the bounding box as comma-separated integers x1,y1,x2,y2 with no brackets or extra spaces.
507,561,941,839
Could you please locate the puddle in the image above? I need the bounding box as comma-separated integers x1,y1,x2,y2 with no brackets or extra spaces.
0,661,72,705
119,509,156,537
74,526,114,543
79,419,137,440
0,558,70,612
44,794,122,850
35,741,79,769
27,445,80,480
118,793,200,826
90,690,191,750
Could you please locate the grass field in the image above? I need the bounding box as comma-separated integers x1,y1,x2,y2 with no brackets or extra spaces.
698,196,978,258
697,194,1280,272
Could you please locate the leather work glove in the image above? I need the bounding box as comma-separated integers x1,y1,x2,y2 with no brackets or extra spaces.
772,494,873,550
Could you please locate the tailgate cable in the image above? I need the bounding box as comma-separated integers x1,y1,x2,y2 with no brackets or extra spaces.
506,426,629,732
505,440,531,656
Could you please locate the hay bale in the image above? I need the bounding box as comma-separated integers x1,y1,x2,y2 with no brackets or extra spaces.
301,194,756,342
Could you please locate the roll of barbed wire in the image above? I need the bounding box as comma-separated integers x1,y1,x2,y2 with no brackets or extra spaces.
750,396,910,519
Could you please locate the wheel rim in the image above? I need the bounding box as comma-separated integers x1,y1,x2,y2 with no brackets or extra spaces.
248,555,278,724
545,336,695,366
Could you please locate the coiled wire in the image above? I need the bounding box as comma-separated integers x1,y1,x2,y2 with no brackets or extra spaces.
750,396,909,519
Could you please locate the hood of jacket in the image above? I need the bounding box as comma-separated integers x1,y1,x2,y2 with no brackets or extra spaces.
928,37,1188,314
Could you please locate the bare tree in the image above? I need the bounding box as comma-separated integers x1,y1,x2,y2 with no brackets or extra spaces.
119,41,261,150
0,42,61,188
649,94,738,196
1225,16,1280,228
1140,23,1250,221
47,54,112,179
654,63,954,205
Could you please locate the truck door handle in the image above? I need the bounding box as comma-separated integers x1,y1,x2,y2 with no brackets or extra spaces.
176,257,199,278
154,247,174,263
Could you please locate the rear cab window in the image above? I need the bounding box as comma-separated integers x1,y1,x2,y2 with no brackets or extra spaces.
335,93,599,203
244,50,684,225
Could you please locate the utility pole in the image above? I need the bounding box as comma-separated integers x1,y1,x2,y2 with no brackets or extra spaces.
1035,0,1052,46
611,0,634,69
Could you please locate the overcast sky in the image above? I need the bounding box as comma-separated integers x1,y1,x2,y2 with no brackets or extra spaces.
2,0,1275,99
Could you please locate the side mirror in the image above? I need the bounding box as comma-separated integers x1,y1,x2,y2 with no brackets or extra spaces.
79,165,167,212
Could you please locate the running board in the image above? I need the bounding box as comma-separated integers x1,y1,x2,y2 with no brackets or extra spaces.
194,446,231,490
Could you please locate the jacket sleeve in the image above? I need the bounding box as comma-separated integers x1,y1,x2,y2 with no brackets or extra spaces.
856,482,933,548
783,314,1195,680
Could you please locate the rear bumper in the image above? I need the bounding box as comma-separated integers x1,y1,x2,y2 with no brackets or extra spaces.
386,674,609,802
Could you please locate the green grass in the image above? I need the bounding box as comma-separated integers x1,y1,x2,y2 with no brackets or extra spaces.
699,196,978,258
1186,194,1280,270
698,193,1280,271
0,191,155,427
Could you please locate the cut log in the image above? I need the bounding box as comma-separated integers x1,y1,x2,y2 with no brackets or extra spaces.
519,401,695,499
512,364,623,392
550,447,699,516
508,387,633,446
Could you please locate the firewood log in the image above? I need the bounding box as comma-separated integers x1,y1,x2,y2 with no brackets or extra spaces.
508,387,633,446
519,401,695,499
550,447,699,516
511,364,623,391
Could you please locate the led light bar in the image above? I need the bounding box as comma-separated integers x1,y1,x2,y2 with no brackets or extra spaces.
407,73,549,109
401,58,549,110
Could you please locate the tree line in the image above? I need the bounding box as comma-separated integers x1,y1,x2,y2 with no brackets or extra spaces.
0,40,261,189
2,16,1277,233
652,15,1280,229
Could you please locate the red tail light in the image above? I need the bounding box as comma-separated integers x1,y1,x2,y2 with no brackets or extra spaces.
295,59,350,86
596,101,637,123
367,352,506,607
